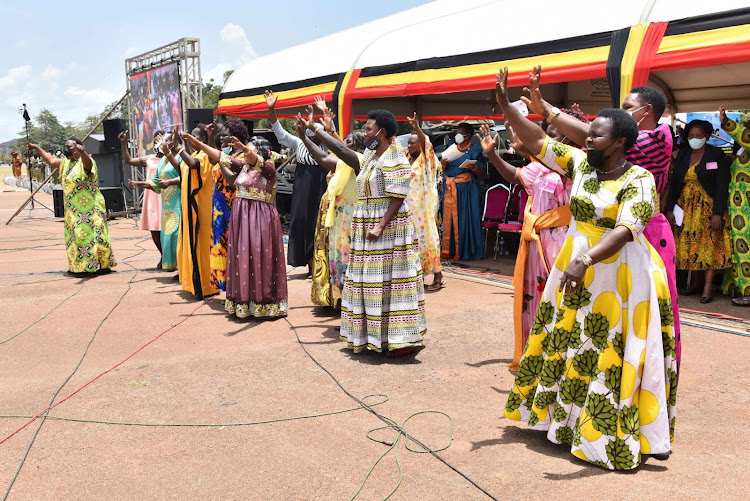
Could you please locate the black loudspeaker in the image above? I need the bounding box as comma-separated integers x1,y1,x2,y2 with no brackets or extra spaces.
103,119,127,152
100,187,126,214
186,108,214,130
242,120,254,137
91,153,124,188
53,187,64,218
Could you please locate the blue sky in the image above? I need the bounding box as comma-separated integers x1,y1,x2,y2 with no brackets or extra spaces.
0,0,432,142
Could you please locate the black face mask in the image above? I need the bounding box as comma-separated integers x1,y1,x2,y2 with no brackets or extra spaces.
63,146,74,158
586,141,614,169
365,128,383,150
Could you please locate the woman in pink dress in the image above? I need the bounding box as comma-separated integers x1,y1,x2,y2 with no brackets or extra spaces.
477,108,588,369
122,129,164,268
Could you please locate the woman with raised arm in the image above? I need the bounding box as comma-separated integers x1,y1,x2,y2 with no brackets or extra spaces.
265,90,328,276
479,108,588,370
300,108,426,356
183,133,288,318
128,137,182,273
297,104,365,307
495,68,677,470
405,112,444,291
523,66,682,371
166,125,217,299
28,138,116,276
121,129,164,268
720,107,750,307
209,120,247,292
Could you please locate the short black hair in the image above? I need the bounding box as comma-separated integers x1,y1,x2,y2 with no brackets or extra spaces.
682,119,713,141
346,131,366,153
367,109,397,138
193,123,208,142
68,137,82,145
457,122,474,136
251,136,272,160
629,86,667,117
596,108,639,151
224,119,249,144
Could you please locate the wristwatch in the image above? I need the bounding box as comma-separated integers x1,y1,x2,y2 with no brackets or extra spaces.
579,253,593,267
546,106,561,123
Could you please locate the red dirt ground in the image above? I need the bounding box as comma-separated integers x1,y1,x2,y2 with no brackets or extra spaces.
1,190,749,500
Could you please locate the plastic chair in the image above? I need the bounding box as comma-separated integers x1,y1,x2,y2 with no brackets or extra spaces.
482,184,510,258
495,184,528,259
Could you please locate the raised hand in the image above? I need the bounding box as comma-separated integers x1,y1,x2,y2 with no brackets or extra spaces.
295,115,305,138
495,66,510,106
521,65,546,115
719,105,728,125
206,122,216,137
227,136,248,153
182,132,202,150
313,95,328,113
160,141,171,156
320,107,335,133
73,142,86,155
118,130,128,142
27,141,38,152
408,112,420,130
303,105,316,131
264,90,277,109
571,102,582,113
476,124,498,155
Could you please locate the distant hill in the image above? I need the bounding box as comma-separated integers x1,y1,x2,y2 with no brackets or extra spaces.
0,138,20,150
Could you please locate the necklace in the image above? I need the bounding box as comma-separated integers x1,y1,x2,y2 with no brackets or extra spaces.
596,159,628,175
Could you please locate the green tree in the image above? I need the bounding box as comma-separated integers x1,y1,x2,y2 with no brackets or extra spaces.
18,108,66,151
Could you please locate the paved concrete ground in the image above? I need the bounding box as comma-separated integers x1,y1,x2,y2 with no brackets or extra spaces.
1,190,749,500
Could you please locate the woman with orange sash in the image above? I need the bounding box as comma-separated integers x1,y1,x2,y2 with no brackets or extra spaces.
478,108,588,370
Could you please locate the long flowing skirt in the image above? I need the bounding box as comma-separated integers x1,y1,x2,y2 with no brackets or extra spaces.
504,221,677,470
225,198,288,318
210,180,235,291
642,213,681,372
726,162,750,295
340,199,427,352
287,163,327,267
64,189,117,273
311,193,336,307
441,178,484,261
329,197,355,291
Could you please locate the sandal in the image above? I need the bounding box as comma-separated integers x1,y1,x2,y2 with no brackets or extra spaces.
387,346,422,357
425,280,446,292
732,296,750,307
700,296,713,304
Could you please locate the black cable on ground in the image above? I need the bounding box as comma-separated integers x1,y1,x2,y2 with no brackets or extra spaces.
283,317,498,501
2,243,147,501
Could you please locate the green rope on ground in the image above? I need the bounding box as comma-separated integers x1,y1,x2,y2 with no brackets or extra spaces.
0,394,388,428
351,410,453,501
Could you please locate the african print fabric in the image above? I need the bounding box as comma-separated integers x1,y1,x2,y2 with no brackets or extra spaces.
210,156,237,291
722,119,750,295
177,151,218,299
407,138,442,275
311,192,336,307
674,164,731,271
326,158,359,292
60,158,117,273
147,157,181,271
340,142,427,352
504,138,677,470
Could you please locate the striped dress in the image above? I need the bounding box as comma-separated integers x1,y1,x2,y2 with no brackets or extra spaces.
340,142,427,352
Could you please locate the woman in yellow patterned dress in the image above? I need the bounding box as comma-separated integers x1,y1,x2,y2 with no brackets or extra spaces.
495,68,677,470
665,119,731,303
27,139,116,275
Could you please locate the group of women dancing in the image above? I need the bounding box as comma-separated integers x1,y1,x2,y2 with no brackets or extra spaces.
48,59,750,470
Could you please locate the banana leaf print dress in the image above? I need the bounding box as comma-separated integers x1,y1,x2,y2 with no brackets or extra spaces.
504,138,677,470
61,158,117,273
147,157,181,271
722,118,750,296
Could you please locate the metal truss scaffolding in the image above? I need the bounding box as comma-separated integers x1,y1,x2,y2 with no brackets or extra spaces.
124,38,202,215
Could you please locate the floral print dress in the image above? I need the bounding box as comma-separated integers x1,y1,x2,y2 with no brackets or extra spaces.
504,138,677,470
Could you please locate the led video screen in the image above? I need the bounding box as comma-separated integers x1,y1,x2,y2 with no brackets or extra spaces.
129,62,182,156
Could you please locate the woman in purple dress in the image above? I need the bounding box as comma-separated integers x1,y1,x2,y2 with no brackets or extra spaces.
182,133,288,318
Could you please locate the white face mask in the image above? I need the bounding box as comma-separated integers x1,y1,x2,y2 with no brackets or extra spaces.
626,104,648,125
688,137,707,150
454,133,465,145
